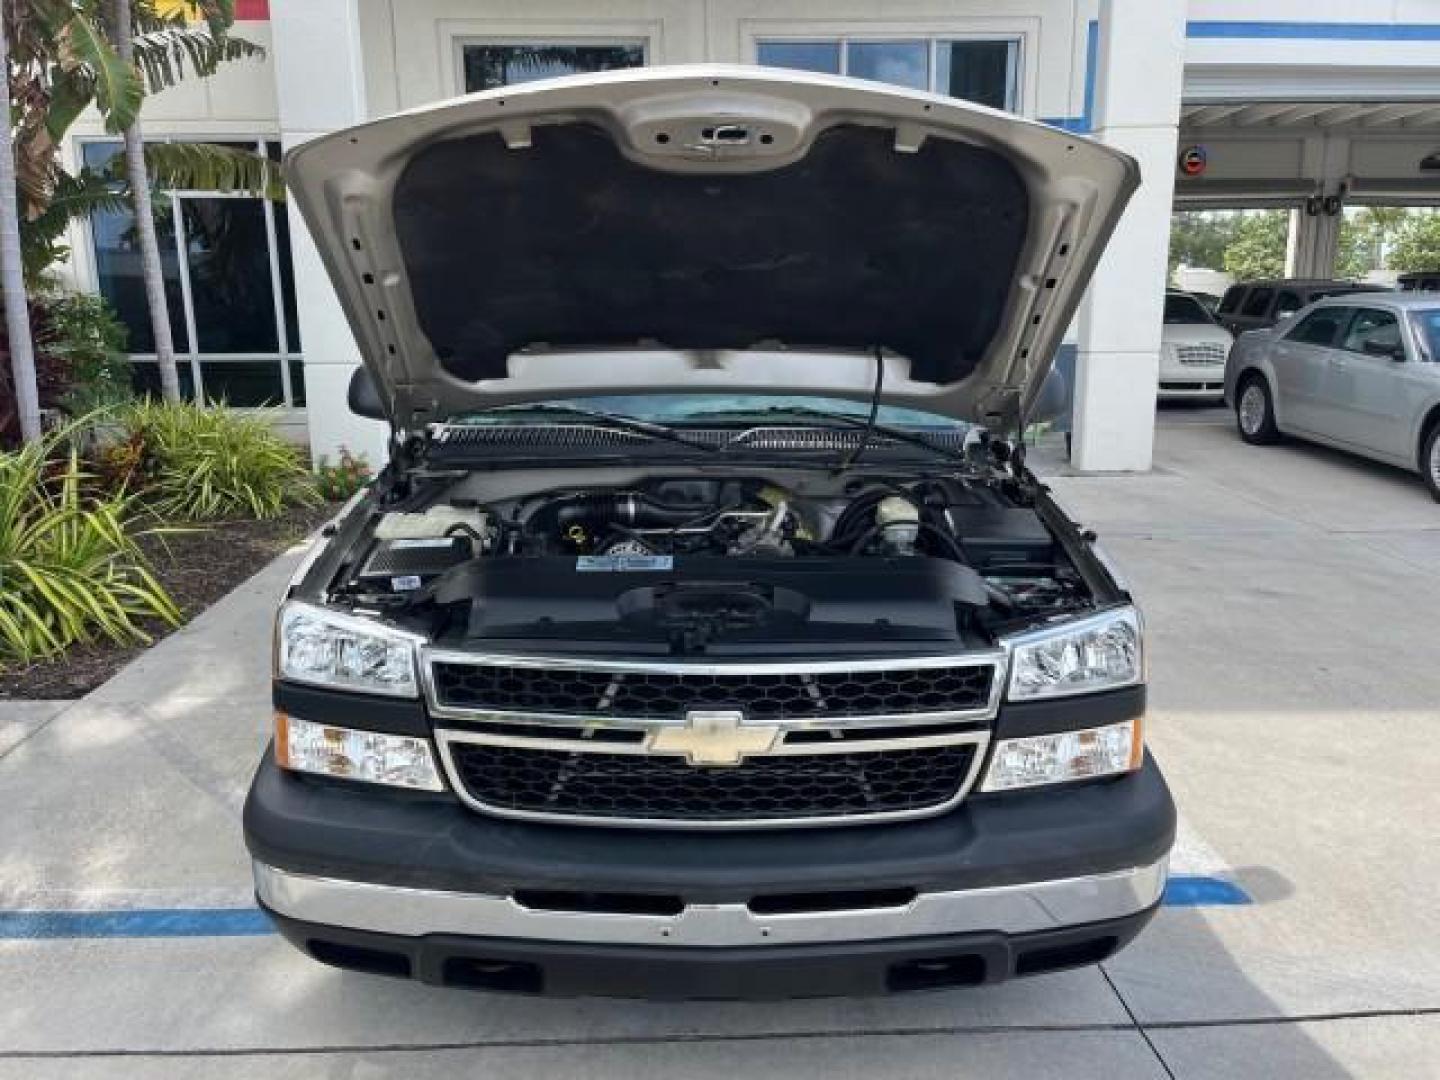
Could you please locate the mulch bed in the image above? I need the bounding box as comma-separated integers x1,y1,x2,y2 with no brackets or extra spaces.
0,502,335,701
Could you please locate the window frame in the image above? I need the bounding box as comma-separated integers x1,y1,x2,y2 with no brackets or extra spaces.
1240,287,1275,319
1339,306,1405,360
752,31,1025,112
1162,292,1215,326
452,36,649,97
1217,286,1245,315
1285,306,1350,349
76,135,302,410
1407,309,1440,362
1273,290,1303,319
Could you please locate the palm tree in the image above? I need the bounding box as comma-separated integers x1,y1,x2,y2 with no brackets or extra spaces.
0,2,41,443
112,0,179,399
5,0,280,415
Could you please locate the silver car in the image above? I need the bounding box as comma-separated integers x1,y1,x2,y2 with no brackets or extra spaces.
1224,293,1440,500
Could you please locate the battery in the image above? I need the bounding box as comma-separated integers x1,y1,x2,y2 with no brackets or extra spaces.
942,507,1055,572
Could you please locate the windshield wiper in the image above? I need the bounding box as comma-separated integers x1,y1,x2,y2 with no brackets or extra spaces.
454,403,721,454
697,406,969,464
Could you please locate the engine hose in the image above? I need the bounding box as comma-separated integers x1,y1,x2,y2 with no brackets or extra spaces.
537,493,721,534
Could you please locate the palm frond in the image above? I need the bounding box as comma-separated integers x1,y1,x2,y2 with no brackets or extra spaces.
133,0,238,39
131,26,264,91
21,169,132,285
52,12,145,133
133,142,286,200
43,68,95,147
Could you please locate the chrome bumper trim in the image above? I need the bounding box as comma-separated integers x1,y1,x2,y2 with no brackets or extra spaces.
253,856,1167,948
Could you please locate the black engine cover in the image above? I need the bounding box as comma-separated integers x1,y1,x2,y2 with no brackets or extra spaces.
434,556,988,654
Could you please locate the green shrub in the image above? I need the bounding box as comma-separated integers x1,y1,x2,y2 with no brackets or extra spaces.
313,446,373,502
2,294,135,448
46,294,134,415
0,430,180,665
121,400,318,521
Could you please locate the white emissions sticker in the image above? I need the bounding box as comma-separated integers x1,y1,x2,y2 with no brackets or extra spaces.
576,555,674,572
390,575,423,591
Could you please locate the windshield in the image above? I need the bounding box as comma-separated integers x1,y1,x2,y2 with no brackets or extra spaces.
1408,309,1440,360
452,395,971,430
1163,294,1214,325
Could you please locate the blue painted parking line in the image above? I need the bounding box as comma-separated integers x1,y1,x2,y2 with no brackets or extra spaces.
0,876,1251,939
1163,875,1252,907
0,907,275,939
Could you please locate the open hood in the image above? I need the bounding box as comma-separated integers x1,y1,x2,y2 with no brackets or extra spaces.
287,65,1137,435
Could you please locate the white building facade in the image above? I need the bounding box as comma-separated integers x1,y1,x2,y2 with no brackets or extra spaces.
61,1,1440,471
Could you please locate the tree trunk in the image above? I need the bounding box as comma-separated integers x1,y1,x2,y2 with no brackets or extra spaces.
0,5,42,443
111,0,181,402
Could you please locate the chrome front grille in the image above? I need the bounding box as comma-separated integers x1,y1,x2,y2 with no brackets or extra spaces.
1176,342,1226,366
429,660,994,720
424,653,1001,828
445,741,979,824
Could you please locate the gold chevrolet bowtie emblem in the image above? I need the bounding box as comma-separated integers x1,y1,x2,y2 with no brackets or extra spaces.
649,710,779,767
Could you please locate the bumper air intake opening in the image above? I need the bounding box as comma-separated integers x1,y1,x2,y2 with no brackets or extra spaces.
513,890,686,916
1014,934,1119,976
748,887,917,915
306,938,412,978
885,953,987,992
443,956,545,993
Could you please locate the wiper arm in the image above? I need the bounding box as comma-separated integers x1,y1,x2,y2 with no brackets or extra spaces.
460,404,721,454
708,406,968,464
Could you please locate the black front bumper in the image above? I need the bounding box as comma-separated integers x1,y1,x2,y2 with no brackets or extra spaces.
244,743,1174,997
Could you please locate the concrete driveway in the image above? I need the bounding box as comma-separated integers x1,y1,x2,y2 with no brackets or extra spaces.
2,406,1437,1078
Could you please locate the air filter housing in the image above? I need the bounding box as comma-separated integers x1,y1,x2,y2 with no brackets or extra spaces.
357,537,471,593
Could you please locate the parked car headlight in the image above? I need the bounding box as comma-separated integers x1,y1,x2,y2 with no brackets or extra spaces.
275,601,421,697
981,719,1142,791
274,713,443,791
1004,606,1142,701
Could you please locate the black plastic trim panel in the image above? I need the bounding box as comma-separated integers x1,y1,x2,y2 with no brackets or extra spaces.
993,686,1145,740
262,903,1159,998
274,681,430,738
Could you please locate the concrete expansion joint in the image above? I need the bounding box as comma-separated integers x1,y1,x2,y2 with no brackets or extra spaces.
1,1009,1438,1061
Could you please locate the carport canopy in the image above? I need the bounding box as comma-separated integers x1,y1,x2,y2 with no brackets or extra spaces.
1173,99,1440,276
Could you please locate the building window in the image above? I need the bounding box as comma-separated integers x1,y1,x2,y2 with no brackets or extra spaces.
461,42,645,94
757,37,1019,111
82,139,303,408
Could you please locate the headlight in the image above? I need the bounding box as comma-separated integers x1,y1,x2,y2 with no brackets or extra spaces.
981,719,1142,792
275,601,421,697
275,712,444,791
1004,607,1142,701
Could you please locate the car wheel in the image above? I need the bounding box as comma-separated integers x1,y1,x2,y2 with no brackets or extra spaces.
1236,377,1280,445
1423,423,1440,502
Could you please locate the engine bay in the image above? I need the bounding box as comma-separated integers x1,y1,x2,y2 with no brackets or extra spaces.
323,467,1105,654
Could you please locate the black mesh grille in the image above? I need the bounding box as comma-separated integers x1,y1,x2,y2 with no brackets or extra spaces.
431,663,993,719
448,743,976,822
